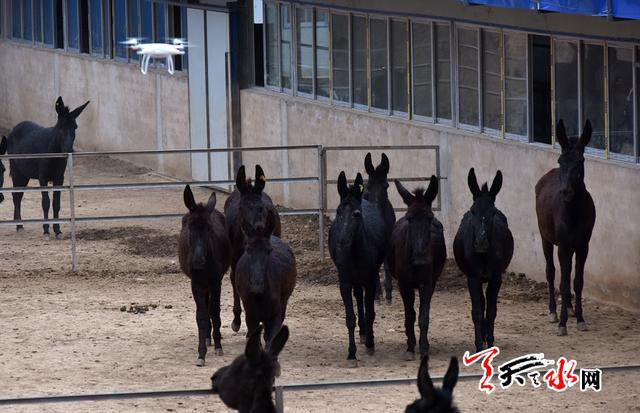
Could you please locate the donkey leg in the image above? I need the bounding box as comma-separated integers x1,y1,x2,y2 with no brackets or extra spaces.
375,273,383,304
542,238,557,322
574,245,589,331
12,173,28,232
339,281,358,364
354,285,366,344
557,246,573,336
485,276,502,348
52,178,63,238
467,276,486,352
383,260,393,304
230,266,242,332
191,285,211,366
399,284,416,359
209,281,224,355
363,281,377,356
417,284,433,359
39,180,51,238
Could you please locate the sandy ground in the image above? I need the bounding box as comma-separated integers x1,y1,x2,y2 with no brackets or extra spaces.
0,156,639,412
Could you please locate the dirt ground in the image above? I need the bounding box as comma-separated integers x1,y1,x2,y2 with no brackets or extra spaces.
0,156,639,412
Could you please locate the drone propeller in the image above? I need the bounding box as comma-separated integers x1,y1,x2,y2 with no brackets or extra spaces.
120,37,146,45
165,37,196,47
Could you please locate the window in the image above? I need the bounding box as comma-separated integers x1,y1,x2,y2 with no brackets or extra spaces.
22,0,32,40
391,19,407,114
280,3,291,90
128,0,139,59
331,13,349,104
412,21,432,119
504,32,527,138
154,2,165,42
34,0,42,42
140,0,151,40
12,0,21,38
265,2,279,87
482,29,501,133
89,0,103,55
295,7,312,95
67,0,79,49
113,0,127,58
608,46,634,157
370,17,388,111
531,35,551,144
43,0,54,46
582,43,605,150
435,23,451,121
458,26,479,127
315,9,330,99
554,40,579,138
352,15,367,108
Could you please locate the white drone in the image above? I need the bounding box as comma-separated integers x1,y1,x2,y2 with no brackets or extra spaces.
121,38,193,75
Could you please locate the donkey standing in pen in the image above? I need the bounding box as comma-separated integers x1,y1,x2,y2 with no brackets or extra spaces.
225,165,282,333
405,356,460,413
178,185,231,366
212,324,289,413
6,96,90,238
363,152,396,304
454,169,513,352
536,120,595,336
388,176,446,360
329,172,386,365
0,136,6,204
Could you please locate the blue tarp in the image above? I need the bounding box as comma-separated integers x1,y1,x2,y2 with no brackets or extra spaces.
465,0,640,19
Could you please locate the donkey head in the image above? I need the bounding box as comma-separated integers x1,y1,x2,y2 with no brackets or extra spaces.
556,119,592,202
54,96,90,153
467,168,503,254
363,152,391,203
181,185,217,271
334,171,365,260
406,356,459,413
236,165,272,234
0,136,6,204
395,176,438,266
211,324,289,413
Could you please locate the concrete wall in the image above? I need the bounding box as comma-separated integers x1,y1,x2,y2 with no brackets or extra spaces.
0,41,191,179
240,88,640,311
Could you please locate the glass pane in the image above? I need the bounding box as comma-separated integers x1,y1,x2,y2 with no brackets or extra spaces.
316,10,330,98
295,7,313,94
532,35,552,144
265,3,279,87
67,0,79,48
505,32,528,137
391,20,407,113
128,0,139,59
23,0,32,40
331,13,349,103
582,43,605,150
13,0,22,38
155,3,165,42
412,22,432,118
280,4,291,89
34,0,42,42
370,18,388,111
90,0,102,54
140,0,152,40
181,6,187,69
114,0,127,58
554,40,579,138
43,0,54,45
352,15,367,107
435,23,451,120
458,27,479,126
482,30,501,132
608,47,634,156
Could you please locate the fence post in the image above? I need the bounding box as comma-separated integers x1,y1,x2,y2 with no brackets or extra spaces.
274,386,284,413
68,153,77,272
317,146,325,261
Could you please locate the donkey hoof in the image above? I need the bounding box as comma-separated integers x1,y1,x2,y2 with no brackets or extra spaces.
549,312,558,323
347,359,358,368
359,335,366,344
557,326,568,336
577,322,588,331
366,346,375,356
404,351,415,361
231,321,241,332
55,233,63,240
43,234,51,241
205,338,211,347
16,227,24,233
195,357,205,367
215,348,224,356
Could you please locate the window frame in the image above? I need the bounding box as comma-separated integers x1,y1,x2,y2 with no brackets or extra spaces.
279,2,292,93
350,12,368,112
455,23,481,132
389,16,409,118
294,4,314,99
314,7,330,102
329,10,351,108
112,0,128,61
434,20,453,126
368,14,389,115
503,29,530,143
480,27,502,139
263,1,281,91
581,39,607,158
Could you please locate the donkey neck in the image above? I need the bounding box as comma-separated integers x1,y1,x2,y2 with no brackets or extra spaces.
48,126,67,153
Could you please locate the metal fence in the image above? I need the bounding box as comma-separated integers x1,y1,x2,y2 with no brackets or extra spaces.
0,144,443,270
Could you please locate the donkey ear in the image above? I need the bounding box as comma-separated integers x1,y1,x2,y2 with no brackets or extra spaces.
364,153,375,176
380,153,390,176
395,180,414,206
206,192,217,214
183,185,197,211
263,210,276,236
354,173,364,198
442,357,459,393
254,165,266,193
337,171,348,199
70,101,90,119
489,170,503,200
417,355,436,402
424,175,439,204
468,168,480,199
268,325,290,358
55,97,65,115
579,120,593,149
245,325,264,365
236,166,247,194
556,119,569,149
0,136,6,155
